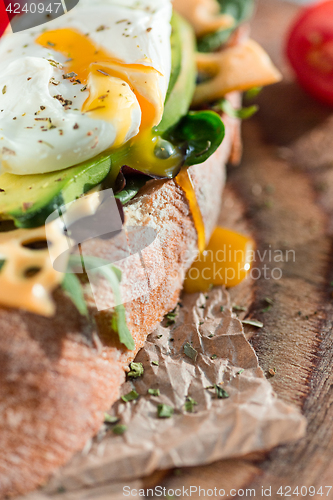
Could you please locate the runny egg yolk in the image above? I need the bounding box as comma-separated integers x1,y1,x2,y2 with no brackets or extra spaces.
184,227,254,293
36,29,164,145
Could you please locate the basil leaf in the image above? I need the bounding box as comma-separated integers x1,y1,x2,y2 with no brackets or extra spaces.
164,111,225,167
216,98,258,120
61,273,88,317
197,0,255,53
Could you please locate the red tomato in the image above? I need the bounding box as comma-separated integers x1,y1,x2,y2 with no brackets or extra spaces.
0,0,10,37
286,0,333,106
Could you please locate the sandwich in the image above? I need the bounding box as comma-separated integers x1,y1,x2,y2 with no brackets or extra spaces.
0,0,281,497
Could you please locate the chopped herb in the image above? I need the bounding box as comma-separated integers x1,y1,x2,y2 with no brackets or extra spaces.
157,334,163,339
220,306,224,312
96,25,107,31
236,369,245,375
184,397,198,413
216,98,258,120
104,413,119,424
148,388,160,397
233,305,247,312
63,72,78,79
128,362,144,379
208,334,214,338
113,424,127,435
2,85,6,94
73,123,79,130
268,367,277,377
0,260,5,272
146,27,152,32
157,404,174,418
47,41,55,47
80,85,88,92
262,297,274,312
211,354,217,360
214,384,229,399
122,390,139,403
241,319,264,328
183,342,198,362
152,361,159,366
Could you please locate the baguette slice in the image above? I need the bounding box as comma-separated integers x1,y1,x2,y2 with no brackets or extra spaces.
0,99,240,499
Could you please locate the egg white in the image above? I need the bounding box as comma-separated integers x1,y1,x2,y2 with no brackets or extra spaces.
0,0,172,175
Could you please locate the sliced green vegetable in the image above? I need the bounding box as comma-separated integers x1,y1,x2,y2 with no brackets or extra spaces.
197,0,255,53
61,273,88,317
165,13,183,104
164,111,225,167
157,404,174,418
0,152,111,228
128,362,144,379
122,390,139,403
216,98,258,120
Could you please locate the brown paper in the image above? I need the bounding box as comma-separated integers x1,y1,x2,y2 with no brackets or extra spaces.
27,287,306,498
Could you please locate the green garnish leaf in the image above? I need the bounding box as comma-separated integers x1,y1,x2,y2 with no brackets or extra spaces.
183,342,198,362
113,424,127,435
214,384,230,399
148,388,160,397
104,413,119,424
61,273,88,317
163,111,225,167
121,390,139,403
128,362,144,379
157,404,174,418
184,397,198,413
216,98,258,120
197,0,255,53
241,319,264,328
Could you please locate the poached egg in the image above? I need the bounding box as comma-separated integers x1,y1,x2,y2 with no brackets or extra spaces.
0,0,172,175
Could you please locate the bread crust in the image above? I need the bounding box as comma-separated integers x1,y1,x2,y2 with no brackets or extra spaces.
0,105,240,498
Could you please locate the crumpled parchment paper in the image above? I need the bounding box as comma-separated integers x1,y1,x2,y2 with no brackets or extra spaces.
36,287,306,497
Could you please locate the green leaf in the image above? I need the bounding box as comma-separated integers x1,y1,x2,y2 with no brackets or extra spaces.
197,0,255,53
164,111,225,167
216,99,258,120
61,273,88,317
128,362,144,379
122,390,139,403
184,397,198,413
157,404,174,418
148,388,160,397
115,175,148,205
245,86,263,100
113,424,127,435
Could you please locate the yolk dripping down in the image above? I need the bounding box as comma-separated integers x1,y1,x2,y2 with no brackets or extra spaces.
184,227,254,293
36,29,164,145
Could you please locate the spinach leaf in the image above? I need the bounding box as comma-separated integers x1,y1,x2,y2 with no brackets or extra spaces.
115,175,149,205
197,0,255,53
163,111,225,166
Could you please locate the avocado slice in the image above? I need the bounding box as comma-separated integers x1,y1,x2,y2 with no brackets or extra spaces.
157,13,197,133
165,13,183,104
0,153,111,228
